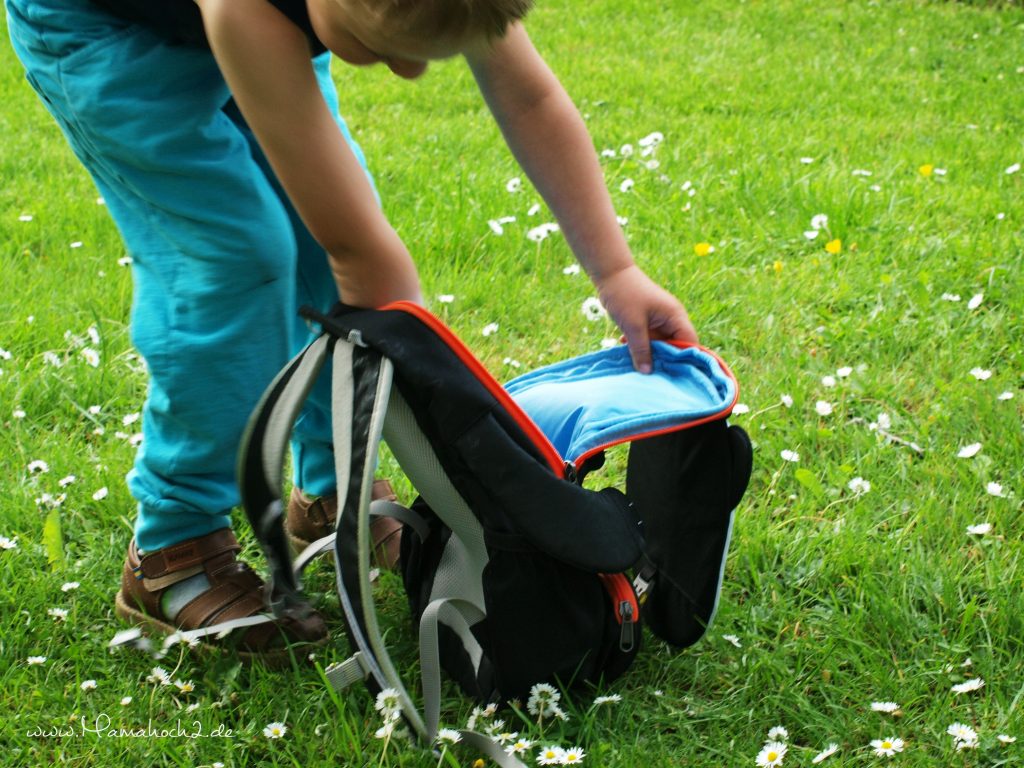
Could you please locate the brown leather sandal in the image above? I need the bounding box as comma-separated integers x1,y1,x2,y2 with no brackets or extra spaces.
286,480,403,569
114,528,326,662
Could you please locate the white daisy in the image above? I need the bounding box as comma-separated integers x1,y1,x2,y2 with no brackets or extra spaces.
967,293,984,310
803,230,820,240
13,409,26,419
870,737,904,756
506,177,522,193
436,294,455,304
780,449,799,463
81,680,97,692
61,582,80,592
92,487,109,501
966,522,992,535
620,144,634,157
537,745,565,765
947,723,978,743
506,738,533,755
985,482,1006,498
732,403,750,415
957,443,982,458
781,394,793,408
27,656,47,666
956,738,979,750
810,213,829,230
639,131,664,147
619,178,635,193
592,694,622,706
800,156,815,164
147,666,171,685
263,721,287,739
1005,163,1021,175
767,726,789,741
870,702,899,713
969,367,992,380
562,746,586,764
997,391,1014,400
997,734,1016,744
756,741,787,767
27,459,49,473
527,683,561,717
0,536,18,550
811,743,839,763
436,728,462,745
482,323,500,337
821,375,837,388
120,696,133,706
81,348,100,367
581,297,607,322
723,634,742,647
836,366,853,378
951,678,985,694
175,679,195,693
375,687,401,717
562,263,581,276
48,607,68,621
527,223,560,242
527,203,541,216
848,477,871,495
941,293,961,302
815,400,833,416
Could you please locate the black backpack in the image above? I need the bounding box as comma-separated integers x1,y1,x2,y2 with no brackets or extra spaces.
236,301,752,764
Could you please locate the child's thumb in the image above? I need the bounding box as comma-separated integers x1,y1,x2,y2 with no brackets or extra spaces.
625,327,653,374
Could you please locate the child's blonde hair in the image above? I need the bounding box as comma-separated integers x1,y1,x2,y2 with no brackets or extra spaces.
350,0,533,42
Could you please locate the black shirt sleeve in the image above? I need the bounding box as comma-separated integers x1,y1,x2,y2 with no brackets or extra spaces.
88,0,326,55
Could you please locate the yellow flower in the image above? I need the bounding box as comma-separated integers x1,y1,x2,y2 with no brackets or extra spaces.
694,242,715,257
472,760,486,768
773,260,784,273
825,239,842,255
919,164,934,177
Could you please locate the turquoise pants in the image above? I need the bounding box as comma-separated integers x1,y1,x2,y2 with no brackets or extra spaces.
7,0,369,549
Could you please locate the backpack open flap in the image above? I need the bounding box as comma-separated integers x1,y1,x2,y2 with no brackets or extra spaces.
308,303,645,574
505,341,738,469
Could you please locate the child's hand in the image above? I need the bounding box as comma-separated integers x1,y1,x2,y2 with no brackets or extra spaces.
596,265,698,374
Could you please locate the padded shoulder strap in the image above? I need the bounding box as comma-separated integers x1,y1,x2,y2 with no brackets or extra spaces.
237,333,331,619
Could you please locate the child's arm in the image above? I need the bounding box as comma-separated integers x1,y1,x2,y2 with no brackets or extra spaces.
197,0,422,308
466,23,697,372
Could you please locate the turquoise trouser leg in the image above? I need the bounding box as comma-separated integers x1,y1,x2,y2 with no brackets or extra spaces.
7,0,372,549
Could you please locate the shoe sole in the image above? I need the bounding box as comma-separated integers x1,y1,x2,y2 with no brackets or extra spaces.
113,590,326,666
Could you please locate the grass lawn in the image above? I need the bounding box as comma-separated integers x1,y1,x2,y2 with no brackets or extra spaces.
2,0,1022,765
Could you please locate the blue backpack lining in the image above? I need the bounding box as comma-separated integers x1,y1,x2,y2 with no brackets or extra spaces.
506,342,738,466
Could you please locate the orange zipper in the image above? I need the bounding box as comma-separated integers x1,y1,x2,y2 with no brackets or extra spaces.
597,573,638,652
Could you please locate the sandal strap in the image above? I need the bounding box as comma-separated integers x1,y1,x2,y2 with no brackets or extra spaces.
136,528,241,580
174,566,264,629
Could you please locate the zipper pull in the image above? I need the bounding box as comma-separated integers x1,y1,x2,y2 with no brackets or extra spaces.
632,566,656,606
618,600,635,653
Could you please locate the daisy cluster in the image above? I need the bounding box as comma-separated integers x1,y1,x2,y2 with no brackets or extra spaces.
749,679,1016,765
731,325,1015,510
